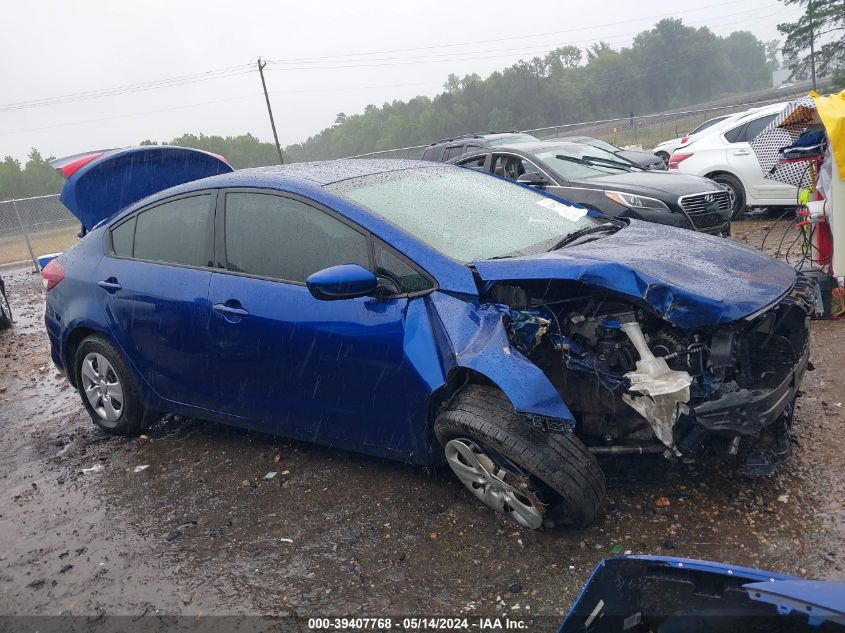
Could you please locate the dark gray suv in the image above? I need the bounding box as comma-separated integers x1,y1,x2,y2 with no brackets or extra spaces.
420,132,538,162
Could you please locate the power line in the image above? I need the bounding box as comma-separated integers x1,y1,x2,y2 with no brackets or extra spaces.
0,65,254,113
264,0,758,64
0,2,794,115
263,8,788,72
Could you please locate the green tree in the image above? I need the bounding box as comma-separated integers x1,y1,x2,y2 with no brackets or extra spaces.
778,0,845,81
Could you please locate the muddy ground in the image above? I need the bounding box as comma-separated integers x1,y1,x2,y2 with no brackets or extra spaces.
1,217,843,624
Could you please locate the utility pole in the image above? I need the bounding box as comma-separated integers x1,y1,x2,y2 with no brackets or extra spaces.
808,0,817,90
257,57,284,164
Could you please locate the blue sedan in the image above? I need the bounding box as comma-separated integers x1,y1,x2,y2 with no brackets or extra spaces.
44,147,812,529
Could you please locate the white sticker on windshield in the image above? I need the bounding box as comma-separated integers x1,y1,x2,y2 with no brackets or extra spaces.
536,197,587,222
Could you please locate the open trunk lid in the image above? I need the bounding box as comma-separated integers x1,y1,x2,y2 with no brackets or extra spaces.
51,146,233,231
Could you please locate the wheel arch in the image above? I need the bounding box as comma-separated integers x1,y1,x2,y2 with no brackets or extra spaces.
704,169,747,196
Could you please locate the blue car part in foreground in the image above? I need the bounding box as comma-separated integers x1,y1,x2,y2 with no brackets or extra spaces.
44,147,813,528
559,556,845,632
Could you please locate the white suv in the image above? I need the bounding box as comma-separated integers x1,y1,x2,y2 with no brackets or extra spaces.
668,103,797,219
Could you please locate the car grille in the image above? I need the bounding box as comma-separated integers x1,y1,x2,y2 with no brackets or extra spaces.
679,190,731,229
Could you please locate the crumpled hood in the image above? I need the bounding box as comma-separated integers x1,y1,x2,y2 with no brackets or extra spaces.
473,220,796,330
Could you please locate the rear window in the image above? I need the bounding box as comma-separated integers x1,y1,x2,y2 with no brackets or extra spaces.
443,145,466,161
133,194,210,266
110,217,135,258
420,147,441,161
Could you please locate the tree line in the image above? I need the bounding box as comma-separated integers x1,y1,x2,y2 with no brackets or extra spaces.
0,18,784,201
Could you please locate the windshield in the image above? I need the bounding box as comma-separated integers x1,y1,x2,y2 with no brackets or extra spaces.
486,133,539,146
535,145,637,180
327,166,598,262
579,137,620,153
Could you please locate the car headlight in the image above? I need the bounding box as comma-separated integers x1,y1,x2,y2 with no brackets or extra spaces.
604,191,670,211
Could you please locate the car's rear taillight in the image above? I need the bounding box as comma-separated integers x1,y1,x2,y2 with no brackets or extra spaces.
668,153,693,169
680,136,689,144
41,259,64,291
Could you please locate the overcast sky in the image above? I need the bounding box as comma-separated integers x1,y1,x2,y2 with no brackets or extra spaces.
0,0,803,161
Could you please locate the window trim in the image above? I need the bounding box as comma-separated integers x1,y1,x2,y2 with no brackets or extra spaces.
104,190,217,271
215,188,373,287
214,187,439,296
372,237,437,298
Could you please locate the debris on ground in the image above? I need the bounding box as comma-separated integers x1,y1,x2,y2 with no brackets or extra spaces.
133,465,149,473
655,496,671,508
81,464,104,475
264,471,277,480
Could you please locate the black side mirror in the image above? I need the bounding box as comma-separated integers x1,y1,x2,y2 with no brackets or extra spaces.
517,171,548,187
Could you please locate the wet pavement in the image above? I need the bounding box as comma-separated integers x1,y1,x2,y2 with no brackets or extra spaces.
1,217,843,621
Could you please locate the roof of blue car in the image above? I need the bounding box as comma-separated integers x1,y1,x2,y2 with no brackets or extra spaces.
202,158,436,188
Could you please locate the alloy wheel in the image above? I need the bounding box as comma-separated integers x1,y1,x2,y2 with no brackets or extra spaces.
716,181,740,218
444,438,544,529
80,352,124,423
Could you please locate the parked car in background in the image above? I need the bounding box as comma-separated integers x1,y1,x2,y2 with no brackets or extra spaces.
449,141,732,235
419,131,538,162
668,102,796,219
46,148,811,529
0,274,11,329
651,114,733,163
555,135,667,170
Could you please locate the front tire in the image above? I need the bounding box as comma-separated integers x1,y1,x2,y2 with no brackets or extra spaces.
74,335,150,435
434,385,605,528
710,173,746,220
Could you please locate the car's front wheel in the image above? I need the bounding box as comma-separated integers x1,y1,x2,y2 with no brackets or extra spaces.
434,385,605,529
710,173,746,220
74,334,151,435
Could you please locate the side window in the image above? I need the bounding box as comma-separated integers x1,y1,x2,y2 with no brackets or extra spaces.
741,114,777,143
492,155,528,180
724,124,745,143
374,243,432,295
443,145,467,161
110,216,135,257
224,192,370,283
421,147,440,161
456,154,488,171
133,194,210,266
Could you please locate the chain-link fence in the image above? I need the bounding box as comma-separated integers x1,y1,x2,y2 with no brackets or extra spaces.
0,194,79,269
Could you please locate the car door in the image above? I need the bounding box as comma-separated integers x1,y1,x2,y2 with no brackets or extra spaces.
94,192,216,407
204,189,434,453
725,114,797,204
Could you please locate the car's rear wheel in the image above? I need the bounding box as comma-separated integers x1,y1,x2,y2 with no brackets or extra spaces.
434,385,605,529
74,335,150,435
0,280,11,330
710,173,746,220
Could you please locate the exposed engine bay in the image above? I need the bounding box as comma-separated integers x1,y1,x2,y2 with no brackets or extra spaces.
488,276,815,475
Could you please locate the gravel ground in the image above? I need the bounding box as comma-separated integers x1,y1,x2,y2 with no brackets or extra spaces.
1,217,843,624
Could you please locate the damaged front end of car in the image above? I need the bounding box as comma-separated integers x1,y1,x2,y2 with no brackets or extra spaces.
484,274,814,475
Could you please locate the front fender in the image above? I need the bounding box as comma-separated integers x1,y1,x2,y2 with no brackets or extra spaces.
426,292,573,421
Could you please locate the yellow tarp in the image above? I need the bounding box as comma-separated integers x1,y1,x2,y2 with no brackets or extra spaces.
811,89,845,180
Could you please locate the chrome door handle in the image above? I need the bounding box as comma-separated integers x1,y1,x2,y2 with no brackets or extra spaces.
97,279,122,293
213,302,250,322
